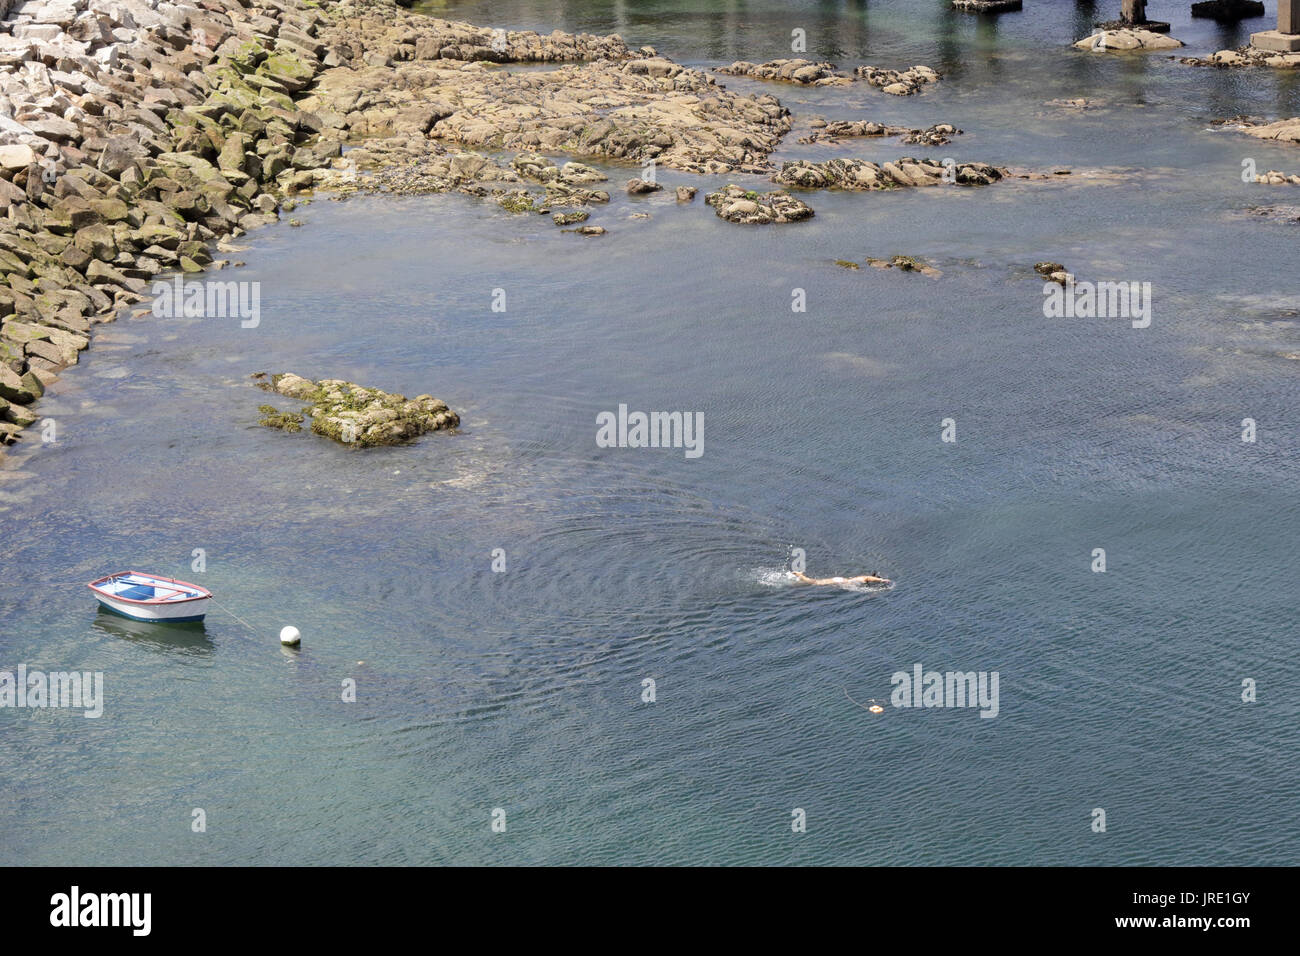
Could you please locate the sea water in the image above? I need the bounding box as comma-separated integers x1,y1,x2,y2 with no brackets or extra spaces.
0,0,1296,864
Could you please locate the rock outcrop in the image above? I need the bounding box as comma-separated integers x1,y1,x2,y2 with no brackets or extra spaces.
1182,47,1300,68
952,0,1023,12
308,15,793,179
1034,262,1075,286
1250,169,1300,184
0,0,347,448
0,0,803,451
1074,29,1184,51
853,65,941,95
255,371,458,447
704,185,813,224
866,255,941,277
773,157,1005,190
1224,116,1300,144
800,120,960,146
715,59,849,86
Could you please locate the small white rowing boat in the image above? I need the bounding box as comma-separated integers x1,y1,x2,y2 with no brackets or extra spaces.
87,571,212,623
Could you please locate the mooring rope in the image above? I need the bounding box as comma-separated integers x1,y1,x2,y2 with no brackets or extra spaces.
206,595,270,642
55,575,276,643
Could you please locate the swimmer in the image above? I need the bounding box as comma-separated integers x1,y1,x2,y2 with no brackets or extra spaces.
792,570,891,586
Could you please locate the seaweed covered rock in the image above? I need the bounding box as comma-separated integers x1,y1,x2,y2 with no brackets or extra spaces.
773,157,1005,190
254,372,459,447
853,65,942,95
704,185,814,224
866,255,942,277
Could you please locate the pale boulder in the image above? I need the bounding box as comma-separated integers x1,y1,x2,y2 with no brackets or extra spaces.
1074,29,1184,52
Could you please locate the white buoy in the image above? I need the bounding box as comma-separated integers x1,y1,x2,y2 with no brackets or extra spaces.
280,625,301,646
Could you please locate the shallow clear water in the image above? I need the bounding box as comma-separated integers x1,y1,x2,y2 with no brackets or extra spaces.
1,1,1297,864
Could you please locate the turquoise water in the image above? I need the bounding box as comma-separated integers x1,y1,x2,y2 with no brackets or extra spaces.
1,1,1297,864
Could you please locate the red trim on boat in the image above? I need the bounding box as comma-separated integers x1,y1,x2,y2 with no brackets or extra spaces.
87,571,214,605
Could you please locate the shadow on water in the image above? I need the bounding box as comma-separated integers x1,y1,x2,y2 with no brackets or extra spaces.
89,609,215,655
1070,1,1098,42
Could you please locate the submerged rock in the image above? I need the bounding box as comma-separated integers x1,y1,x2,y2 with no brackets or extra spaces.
1045,97,1102,110
1034,262,1076,285
1243,204,1300,223
257,405,305,433
866,255,941,278
952,0,1023,11
255,372,459,447
704,185,814,224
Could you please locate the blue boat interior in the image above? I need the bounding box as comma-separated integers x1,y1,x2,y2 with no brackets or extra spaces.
96,575,203,602
117,584,159,600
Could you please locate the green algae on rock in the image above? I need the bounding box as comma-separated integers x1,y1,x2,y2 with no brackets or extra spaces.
705,185,814,224
255,372,459,447
553,210,591,226
866,255,942,278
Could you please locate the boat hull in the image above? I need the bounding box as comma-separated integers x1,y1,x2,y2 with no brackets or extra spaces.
94,595,210,623
87,571,213,624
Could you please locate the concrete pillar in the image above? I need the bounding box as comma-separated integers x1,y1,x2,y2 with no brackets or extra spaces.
1283,0,1300,33
1252,0,1300,51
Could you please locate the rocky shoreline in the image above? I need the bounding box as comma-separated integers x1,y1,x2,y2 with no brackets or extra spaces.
0,0,1009,456
2,0,1208,455
0,0,344,447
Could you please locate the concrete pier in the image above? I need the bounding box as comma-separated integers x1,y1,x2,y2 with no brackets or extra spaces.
1252,0,1300,51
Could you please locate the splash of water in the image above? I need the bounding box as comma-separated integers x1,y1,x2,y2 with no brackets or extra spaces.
751,568,893,592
